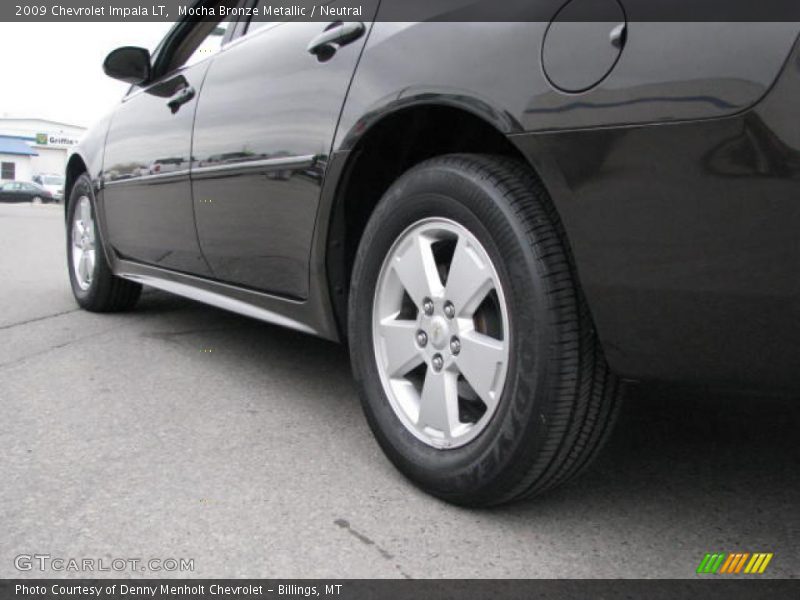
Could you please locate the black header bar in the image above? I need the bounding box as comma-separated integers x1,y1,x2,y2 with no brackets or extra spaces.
3,0,800,22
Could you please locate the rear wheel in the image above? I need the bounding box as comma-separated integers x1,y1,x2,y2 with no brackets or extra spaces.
348,154,622,506
31,196,42,205
67,173,141,312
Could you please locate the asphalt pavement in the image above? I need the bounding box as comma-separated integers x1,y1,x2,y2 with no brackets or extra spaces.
1,202,798,578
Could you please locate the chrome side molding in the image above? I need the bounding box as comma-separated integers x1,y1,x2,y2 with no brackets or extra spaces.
116,263,319,336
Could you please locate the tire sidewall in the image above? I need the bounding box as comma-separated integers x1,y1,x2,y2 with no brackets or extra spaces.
349,159,558,501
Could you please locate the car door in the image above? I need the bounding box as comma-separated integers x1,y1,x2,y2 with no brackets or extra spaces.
101,1,239,276
190,2,378,299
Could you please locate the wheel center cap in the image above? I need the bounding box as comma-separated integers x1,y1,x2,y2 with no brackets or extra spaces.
429,316,449,349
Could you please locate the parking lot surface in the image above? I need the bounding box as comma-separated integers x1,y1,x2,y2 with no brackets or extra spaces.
1,203,798,578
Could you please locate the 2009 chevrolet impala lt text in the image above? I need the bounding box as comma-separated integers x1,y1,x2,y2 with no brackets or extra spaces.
63,0,800,506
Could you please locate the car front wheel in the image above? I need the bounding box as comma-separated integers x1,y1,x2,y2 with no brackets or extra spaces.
67,173,142,312
348,154,622,506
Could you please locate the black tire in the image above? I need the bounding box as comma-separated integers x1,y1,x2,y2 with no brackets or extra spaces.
348,154,622,506
67,173,142,312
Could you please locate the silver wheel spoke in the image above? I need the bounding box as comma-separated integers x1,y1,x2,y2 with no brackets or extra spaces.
85,250,96,278
80,197,92,223
445,235,494,317
72,249,82,275
392,233,443,306
377,319,424,377
417,369,460,437
78,251,90,282
457,332,506,411
73,221,84,245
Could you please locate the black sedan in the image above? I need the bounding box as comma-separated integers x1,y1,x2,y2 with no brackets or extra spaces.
62,0,800,506
0,181,54,204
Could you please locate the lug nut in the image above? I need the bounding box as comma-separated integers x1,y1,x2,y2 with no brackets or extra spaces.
431,354,444,372
416,330,428,347
423,298,434,316
449,336,461,355
443,301,455,319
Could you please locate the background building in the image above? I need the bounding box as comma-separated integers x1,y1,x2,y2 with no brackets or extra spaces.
0,118,86,182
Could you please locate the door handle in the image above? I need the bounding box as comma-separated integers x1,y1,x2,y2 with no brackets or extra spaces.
167,85,196,113
307,21,365,59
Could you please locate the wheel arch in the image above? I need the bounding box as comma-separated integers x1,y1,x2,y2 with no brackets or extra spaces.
324,102,557,339
64,152,89,219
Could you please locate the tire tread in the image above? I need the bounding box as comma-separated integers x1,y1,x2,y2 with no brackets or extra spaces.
417,154,622,504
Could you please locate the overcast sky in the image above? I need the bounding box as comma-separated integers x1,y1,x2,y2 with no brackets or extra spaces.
0,23,175,128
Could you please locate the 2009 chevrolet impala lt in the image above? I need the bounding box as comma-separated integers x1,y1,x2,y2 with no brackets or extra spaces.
64,0,800,505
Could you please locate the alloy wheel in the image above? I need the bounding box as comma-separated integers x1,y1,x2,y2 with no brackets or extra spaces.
71,196,96,291
372,218,510,449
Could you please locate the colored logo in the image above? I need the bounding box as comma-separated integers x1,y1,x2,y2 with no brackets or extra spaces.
35,133,48,145
697,552,773,575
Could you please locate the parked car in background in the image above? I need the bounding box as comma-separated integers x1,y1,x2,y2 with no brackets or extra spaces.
32,174,65,203
62,0,800,506
0,181,53,204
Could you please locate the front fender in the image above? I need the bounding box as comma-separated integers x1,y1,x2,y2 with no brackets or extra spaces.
65,111,114,204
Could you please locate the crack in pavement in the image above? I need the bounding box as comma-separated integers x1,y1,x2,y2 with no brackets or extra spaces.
0,308,81,331
334,518,412,579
